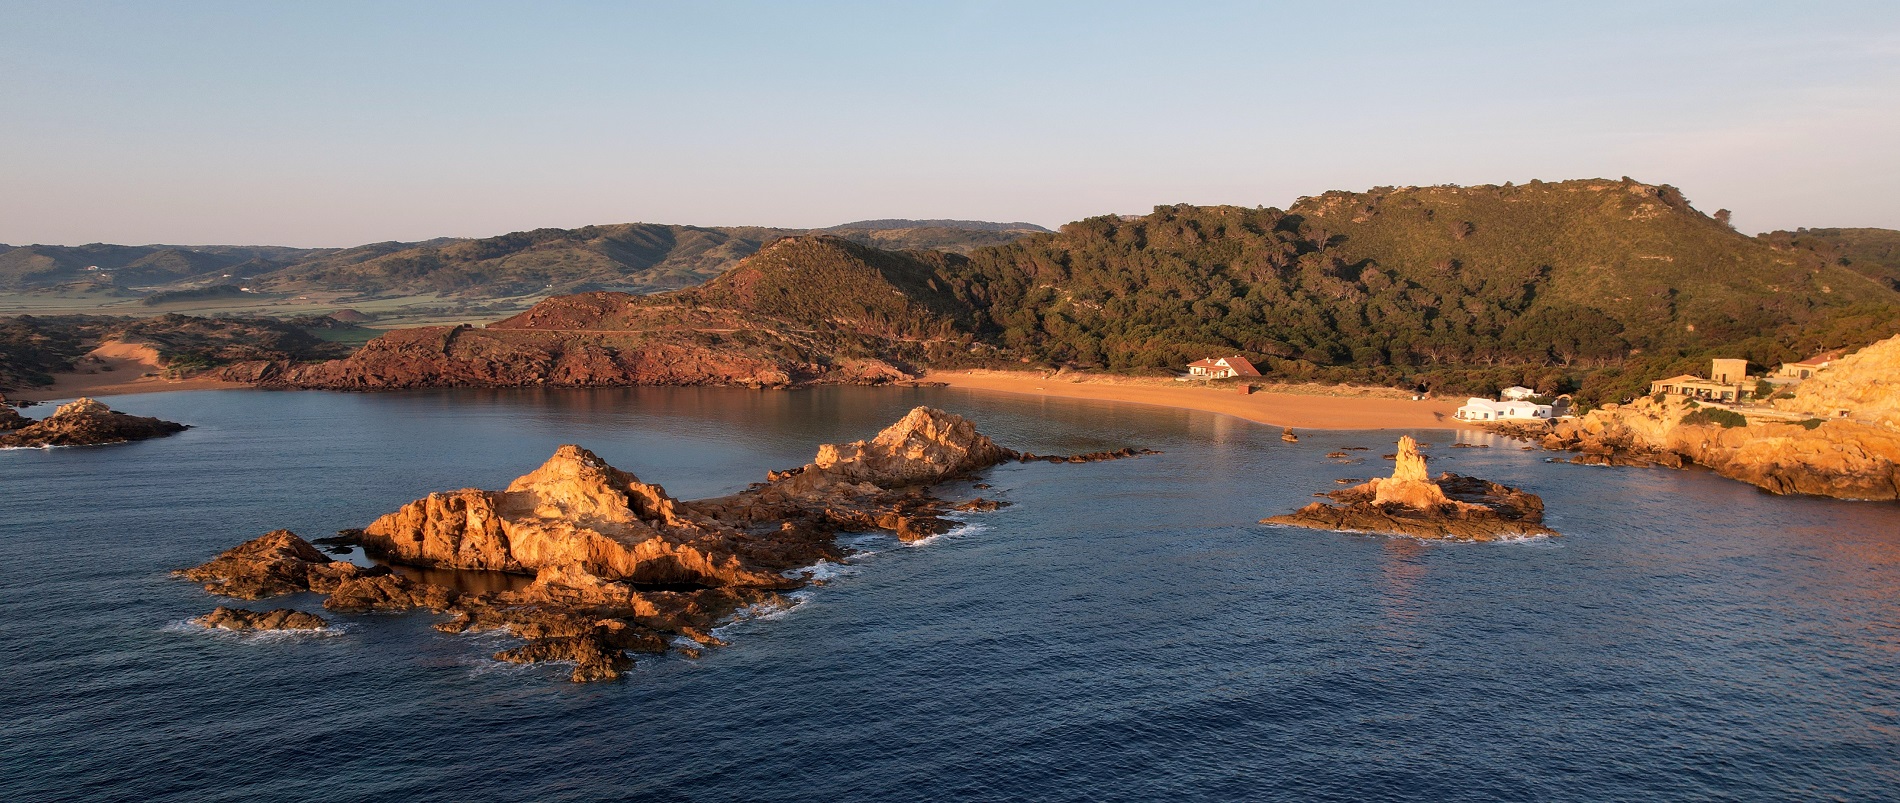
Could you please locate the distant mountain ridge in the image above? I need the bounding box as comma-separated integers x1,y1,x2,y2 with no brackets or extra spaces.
0,220,1049,297
821,219,1053,233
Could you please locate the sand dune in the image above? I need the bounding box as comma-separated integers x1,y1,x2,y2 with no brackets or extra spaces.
10,340,247,401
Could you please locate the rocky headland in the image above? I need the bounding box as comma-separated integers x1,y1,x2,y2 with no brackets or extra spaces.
1467,334,1900,500
1495,396,1900,500
0,397,189,448
177,407,1152,681
1262,436,1555,541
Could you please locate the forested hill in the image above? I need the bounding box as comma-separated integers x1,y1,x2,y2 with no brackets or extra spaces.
1759,227,1900,291
930,178,1900,404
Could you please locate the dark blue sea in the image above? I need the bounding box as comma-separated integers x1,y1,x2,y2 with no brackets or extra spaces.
3,387,1897,802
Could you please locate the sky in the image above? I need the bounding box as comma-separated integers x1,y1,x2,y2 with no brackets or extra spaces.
2,1,1897,247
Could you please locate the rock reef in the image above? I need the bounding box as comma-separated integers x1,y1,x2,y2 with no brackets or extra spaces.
0,397,188,448
177,406,1153,681
196,606,330,631
1263,436,1555,541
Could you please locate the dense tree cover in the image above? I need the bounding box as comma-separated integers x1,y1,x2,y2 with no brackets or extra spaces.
1760,227,1900,291
920,180,1900,407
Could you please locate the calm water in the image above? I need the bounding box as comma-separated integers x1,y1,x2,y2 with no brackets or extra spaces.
3,387,1898,802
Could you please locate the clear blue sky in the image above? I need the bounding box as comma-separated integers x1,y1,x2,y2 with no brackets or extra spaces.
3,1,1896,246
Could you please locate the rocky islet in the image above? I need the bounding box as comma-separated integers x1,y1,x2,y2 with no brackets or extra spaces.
0,397,188,448
177,407,1154,682
1263,435,1556,541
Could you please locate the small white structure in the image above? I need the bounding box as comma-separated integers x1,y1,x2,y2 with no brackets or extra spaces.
1500,386,1537,401
1184,355,1261,380
1455,398,1553,421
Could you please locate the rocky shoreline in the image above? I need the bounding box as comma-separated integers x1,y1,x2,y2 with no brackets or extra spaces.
1263,436,1556,541
176,407,1154,681
1479,396,1900,500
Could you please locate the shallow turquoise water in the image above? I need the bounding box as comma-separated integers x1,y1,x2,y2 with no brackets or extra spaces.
2,387,1897,801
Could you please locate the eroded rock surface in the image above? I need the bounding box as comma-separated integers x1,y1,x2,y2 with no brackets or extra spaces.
179,406,1151,681
1263,436,1556,541
196,606,329,631
1485,396,1900,500
0,397,188,448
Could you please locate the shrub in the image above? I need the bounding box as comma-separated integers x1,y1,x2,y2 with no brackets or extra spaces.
1797,418,1825,430
1681,407,1748,428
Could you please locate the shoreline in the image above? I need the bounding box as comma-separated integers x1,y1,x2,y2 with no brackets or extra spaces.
11,365,1465,433
924,369,1466,431
8,341,249,403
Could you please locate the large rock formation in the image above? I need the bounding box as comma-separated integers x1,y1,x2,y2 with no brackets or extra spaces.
354,444,816,588
1263,436,1555,540
1775,333,1900,427
0,397,188,448
179,407,1149,681
1515,396,1900,500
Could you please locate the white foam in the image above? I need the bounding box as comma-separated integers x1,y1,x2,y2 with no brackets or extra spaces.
783,559,858,582
710,590,814,640
905,519,991,548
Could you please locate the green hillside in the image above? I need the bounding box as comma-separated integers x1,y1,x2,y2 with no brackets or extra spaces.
1760,227,1900,291
932,179,1900,405
672,236,972,340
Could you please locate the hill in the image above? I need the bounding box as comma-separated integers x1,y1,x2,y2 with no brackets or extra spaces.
824,219,1053,233
1759,227,1900,291
935,179,1900,404
0,221,1050,299
245,236,987,390
0,243,327,292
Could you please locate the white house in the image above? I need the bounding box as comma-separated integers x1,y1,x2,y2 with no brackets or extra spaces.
1500,386,1537,401
1455,398,1553,421
1184,356,1261,380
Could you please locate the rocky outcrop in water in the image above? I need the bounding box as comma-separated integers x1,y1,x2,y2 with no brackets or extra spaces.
196,606,329,631
179,406,1152,681
0,397,188,448
1490,396,1900,500
1263,436,1555,540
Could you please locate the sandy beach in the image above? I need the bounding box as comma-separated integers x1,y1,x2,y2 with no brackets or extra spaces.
926,369,1464,430
8,341,249,402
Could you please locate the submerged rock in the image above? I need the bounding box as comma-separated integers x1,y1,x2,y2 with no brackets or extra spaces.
0,397,188,448
1263,436,1556,541
196,606,329,631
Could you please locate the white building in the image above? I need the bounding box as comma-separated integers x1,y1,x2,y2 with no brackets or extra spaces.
1500,386,1537,401
1455,398,1553,421
1183,356,1261,380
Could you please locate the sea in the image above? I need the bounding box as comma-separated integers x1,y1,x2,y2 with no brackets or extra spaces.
2,387,1897,802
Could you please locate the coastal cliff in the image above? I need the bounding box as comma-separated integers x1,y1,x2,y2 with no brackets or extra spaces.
1528,396,1900,500
1773,333,1900,427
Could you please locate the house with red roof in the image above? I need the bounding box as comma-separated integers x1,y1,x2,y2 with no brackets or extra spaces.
1184,356,1261,380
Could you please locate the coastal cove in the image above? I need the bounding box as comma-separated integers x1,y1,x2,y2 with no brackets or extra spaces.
4,387,1899,800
